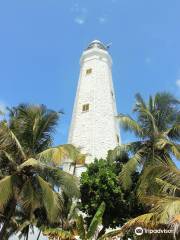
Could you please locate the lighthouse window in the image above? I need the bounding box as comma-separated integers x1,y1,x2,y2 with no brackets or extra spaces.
82,104,89,112
86,68,92,75
117,135,120,143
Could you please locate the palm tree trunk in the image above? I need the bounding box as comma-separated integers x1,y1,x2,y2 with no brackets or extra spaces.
73,163,76,176
0,200,16,240
97,226,106,238
26,228,29,240
36,230,41,240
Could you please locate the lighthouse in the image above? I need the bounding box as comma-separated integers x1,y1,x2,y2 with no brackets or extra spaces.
67,40,120,176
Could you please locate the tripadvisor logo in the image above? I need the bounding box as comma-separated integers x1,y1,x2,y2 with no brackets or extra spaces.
135,227,174,235
135,227,143,236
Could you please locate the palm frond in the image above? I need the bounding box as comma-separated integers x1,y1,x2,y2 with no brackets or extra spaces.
63,144,86,165
134,93,147,110
170,144,180,160
8,104,61,155
42,166,80,198
167,122,180,141
137,163,180,198
99,228,123,240
144,196,180,225
169,214,180,237
42,227,75,240
140,107,159,134
37,176,62,223
0,176,13,210
19,180,40,211
67,201,78,222
87,202,105,239
0,150,17,167
117,114,143,137
38,145,72,166
155,178,180,196
111,141,144,158
77,215,86,240
155,138,180,160
38,144,86,169
18,158,39,170
42,228,75,240
0,122,26,160
119,149,144,190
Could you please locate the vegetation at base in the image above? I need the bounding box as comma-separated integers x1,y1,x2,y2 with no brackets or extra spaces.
80,156,145,232
101,92,180,239
0,92,179,240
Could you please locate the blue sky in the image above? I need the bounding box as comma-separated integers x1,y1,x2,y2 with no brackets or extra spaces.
0,0,180,165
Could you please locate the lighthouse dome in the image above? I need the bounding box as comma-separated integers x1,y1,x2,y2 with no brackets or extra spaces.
86,40,107,51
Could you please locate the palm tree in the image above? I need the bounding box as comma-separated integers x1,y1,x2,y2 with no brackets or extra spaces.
115,92,180,189
0,104,79,239
100,164,180,239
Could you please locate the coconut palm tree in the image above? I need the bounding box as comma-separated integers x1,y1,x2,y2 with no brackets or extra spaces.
0,104,79,239
100,164,180,240
115,92,180,189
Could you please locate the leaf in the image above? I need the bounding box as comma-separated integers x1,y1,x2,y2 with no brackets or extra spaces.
87,202,105,239
117,114,143,137
37,176,62,223
42,227,74,239
123,212,155,229
150,196,180,225
155,178,180,196
19,180,40,211
167,123,180,141
43,166,80,199
77,215,86,240
0,176,13,210
99,228,123,240
119,149,144,190
135,93,147,109
137,163,180,199
63,144,86,164
170,145,180,160
0,122,26,160
18,158,39,171
38,145,69,166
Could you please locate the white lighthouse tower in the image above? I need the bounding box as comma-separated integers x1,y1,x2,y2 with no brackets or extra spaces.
67,40,120,176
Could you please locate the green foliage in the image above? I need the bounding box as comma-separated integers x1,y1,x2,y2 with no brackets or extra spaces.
76,202,105,240
0,176,13,210
42,202,105,240
100,164,180,239
77,215,86,240
37,176,61,222
43,227,75,240
80,158,144,231
8,104,61,156
86,202,105,239
116,92,180,190
0,104,80,239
